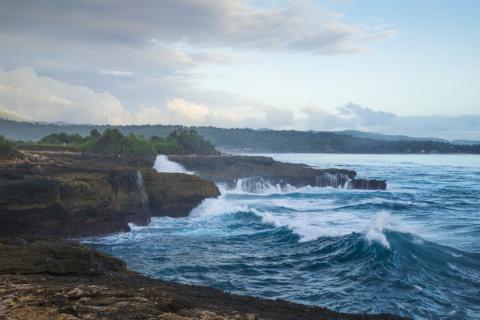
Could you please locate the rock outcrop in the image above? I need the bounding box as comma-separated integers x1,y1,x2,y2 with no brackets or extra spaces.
142,169,220,217
0,238,126,275
0,239,408,320
0,169,150,238
0,150,220,238
169,155,387,190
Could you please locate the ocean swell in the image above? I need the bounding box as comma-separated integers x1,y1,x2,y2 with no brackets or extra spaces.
88,154,480,319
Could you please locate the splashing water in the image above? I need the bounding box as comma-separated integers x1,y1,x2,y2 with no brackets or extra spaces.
229,177,295,194
153,155,192,174
87,154,480,320
363,212,405,249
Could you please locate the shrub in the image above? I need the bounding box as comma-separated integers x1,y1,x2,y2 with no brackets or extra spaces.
38,132,84,145
0,136,20,158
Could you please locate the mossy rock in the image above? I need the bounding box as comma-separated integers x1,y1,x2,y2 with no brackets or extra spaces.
0,238,126,275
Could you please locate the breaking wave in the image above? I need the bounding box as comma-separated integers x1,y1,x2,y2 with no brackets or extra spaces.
153,155,192,174
88,154,480,319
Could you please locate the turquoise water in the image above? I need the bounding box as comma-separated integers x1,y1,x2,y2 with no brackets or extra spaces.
87,154,480,319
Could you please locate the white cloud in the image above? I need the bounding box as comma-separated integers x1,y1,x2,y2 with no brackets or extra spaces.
0,67,264,127
3,67,477,140
0,67,129,125
264,107,294,128
302,103,480,140
100,70,134,76
0,0,397,128
165,98,261,127
0,0,393,55
167,99,210,123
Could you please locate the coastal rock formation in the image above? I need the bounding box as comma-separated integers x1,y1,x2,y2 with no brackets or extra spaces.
142,169,220,217
0,238,126,275
0,151,220,238
0,169,149,238
169,155,387,190
0,239,408,320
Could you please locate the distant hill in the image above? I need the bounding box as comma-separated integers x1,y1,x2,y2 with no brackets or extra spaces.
451,139,480,146
336,130,480,146
0,118,479,154
334,130,448,142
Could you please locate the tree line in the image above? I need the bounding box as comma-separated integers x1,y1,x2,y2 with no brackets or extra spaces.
27,128,219,156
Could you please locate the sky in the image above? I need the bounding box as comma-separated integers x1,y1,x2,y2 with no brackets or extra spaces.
0,0,479,139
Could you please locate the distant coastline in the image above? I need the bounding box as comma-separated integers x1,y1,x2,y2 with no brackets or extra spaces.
1,118,479,154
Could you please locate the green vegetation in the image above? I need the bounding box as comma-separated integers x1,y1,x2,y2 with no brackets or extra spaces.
33,128,218,156
1,118,480,154
168,128,218,155
0,136,21,158
39,132,85,145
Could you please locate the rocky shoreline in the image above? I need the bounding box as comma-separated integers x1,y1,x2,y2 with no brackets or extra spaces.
0,150,220,238
169,155,386,190
0,148,402,319
0,239,407,320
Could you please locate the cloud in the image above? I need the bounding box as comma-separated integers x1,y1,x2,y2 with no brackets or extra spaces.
0,67,129,125
100,70,135,76
0,67,269,127
0,0,392,55
0,0,396,127
264,107,294,128
302,103,480,140
165,98,267,127
167,99,210,123
4,67,476,140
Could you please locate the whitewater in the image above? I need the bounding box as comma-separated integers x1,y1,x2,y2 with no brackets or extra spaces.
86,154,480,319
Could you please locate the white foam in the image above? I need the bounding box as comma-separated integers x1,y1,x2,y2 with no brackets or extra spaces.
153,155,192,174
227,177,296,195
188,190,414,248
363,212,409,249
364,212,393,249
260,210,364,242
189,196,257,218
413,285,423,292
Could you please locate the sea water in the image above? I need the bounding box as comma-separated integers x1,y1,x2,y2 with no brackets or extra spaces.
86,154,480,319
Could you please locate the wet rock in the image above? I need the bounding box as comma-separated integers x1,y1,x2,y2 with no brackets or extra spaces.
169,155,387,190
141,169,220,217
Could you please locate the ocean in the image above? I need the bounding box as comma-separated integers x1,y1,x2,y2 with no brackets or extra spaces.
86,154,480,319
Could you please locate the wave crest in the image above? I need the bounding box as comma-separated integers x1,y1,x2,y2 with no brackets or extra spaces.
153,155,192,174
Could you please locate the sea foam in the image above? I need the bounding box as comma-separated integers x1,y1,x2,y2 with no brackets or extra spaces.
153,155,192,174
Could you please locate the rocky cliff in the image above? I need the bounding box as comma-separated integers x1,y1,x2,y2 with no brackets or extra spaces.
0,168,153,238
169,155,387,190
0,151,220,238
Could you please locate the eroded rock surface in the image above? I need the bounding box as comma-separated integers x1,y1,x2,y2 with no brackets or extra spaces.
0,151,220,238
142,169,220,217
169,155,387,190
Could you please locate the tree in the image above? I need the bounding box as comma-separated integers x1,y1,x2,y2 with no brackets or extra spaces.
90,129,101,139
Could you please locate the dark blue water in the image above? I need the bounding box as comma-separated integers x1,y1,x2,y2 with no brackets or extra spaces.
86,154,480,319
